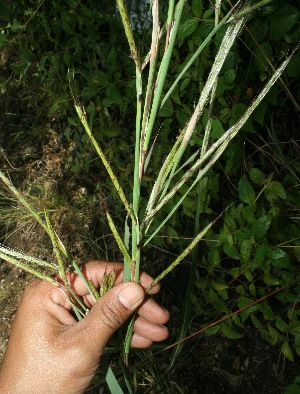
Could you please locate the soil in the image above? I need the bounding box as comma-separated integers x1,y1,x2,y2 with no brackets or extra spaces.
0,100,299,393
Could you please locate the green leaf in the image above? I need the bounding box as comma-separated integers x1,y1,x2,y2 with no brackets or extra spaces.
107,84,123,105
268,325,279,345
249,168,266,185
285,383,300,394
242,205,256,223
223,243,240,259
252,101,268,126
192,0,202,17
224,212,236,231
178,18,199,39
102,358,126,394
158,98,174,117
275,317,288,333
101,128,121,137
180,78,190,92
288,322,300,336
221,323,243,339
209,288,228,313
211,281,228,292
266,181,286,199
224,69,236,84
287,53,300,78
204,325,220,335
252,214,272,240
269,6,300,41
211,119,224,138
264,275,281,286
282,342,294,362
0,33,6,48
240,238,253,263
230,267,240,278
249,283,256,297
251,314,263,329
238,175,256,204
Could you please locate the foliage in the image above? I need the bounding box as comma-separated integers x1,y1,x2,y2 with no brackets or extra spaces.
1,0,300,392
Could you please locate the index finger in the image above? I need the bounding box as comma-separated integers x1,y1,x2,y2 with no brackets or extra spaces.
67,260,160,297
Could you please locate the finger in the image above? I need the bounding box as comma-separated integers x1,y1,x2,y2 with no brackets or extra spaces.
67,261,123,296
133,316,169,342
45,288,77,326
17,281,76,328
67,282,145,357
131,333,153,348
136,297,170,325
68,260,159,298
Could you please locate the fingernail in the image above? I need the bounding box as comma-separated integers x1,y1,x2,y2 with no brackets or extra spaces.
118,283,143,309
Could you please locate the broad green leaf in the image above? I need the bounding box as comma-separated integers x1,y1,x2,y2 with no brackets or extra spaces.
101,128,121,137
282,342,294,362
249,283,256,297
204,325,220,335
107,84,123,105
255,244,267,265
268,325,278,345
178,18,198,39
211,119,224,138
266,181,286,199
251,314,263,329
252,101,268,125
192,0,202,17
235,284,245,296
269,6,300,40
275,317,288,333
252,214,272,240
238,296,260,323
223,243,240,259
0,33,7,48
235,229,252,243
268,206,280,218
229,103,254,132
96,71,108,87
244,269,253,282
242,205,256,223
221,323,243,339
209,288,227,313
180,78,190,92
224,213,236,231
238,297,259,312
230,267,240,278
264,275,281,286
211,281,228,292
238,175,256,204
287,52,300,78
288,322,300,336
240,238,253,263
288,309,297,323
249,168,265,185
197,21,214,37
224,69,236,84
285,383,300,394
158,98,174,117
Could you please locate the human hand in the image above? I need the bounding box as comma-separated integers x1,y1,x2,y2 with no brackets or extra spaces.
0,261,169,394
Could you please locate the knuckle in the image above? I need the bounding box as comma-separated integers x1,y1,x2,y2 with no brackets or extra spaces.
100,301,126,329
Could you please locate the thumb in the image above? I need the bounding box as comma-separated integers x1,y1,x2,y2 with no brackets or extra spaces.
75,282,144,354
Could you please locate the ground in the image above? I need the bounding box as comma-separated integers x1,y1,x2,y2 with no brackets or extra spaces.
0,108,299,393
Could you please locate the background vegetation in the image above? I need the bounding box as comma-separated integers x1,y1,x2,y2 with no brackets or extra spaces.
0,0,300,392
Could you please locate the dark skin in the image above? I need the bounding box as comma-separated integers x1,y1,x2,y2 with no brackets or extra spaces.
0,261,169,393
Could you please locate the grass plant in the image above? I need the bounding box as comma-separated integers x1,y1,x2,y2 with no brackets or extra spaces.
0,0,298,392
